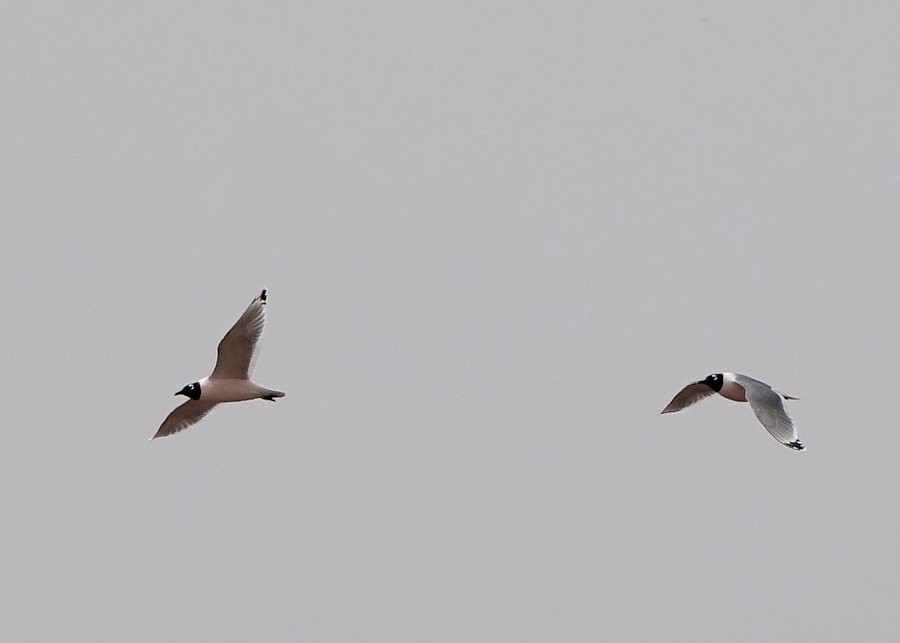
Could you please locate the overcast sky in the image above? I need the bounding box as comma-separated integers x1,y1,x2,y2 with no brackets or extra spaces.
3,2,900,641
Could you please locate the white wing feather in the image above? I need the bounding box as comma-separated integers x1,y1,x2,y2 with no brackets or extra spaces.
735,374,805,451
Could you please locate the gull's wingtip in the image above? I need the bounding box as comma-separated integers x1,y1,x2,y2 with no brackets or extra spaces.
260,289,267,301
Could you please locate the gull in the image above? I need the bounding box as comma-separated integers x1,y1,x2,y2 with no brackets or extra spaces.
661,372,805,450
151,289,285,440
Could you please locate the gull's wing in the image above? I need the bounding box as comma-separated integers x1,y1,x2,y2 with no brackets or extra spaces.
152,400,217,440
735,374,805,451
661,382,716,414
211,289,267,380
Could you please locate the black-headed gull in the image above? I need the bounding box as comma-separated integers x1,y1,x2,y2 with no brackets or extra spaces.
152,289,285,440
661,372,804,450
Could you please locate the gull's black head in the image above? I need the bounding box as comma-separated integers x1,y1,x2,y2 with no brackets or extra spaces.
175,382,201,400
701,373,724,392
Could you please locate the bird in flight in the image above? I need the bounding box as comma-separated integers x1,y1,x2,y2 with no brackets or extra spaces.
661,372,805,450
151,289,285,440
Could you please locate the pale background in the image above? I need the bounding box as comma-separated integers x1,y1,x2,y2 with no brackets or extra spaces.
2,2,899,641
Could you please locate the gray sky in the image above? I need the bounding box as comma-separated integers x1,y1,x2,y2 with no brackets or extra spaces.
2,2,899,641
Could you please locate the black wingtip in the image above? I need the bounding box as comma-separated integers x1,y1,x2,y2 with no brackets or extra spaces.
260,289,267,302
786,440,806,451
